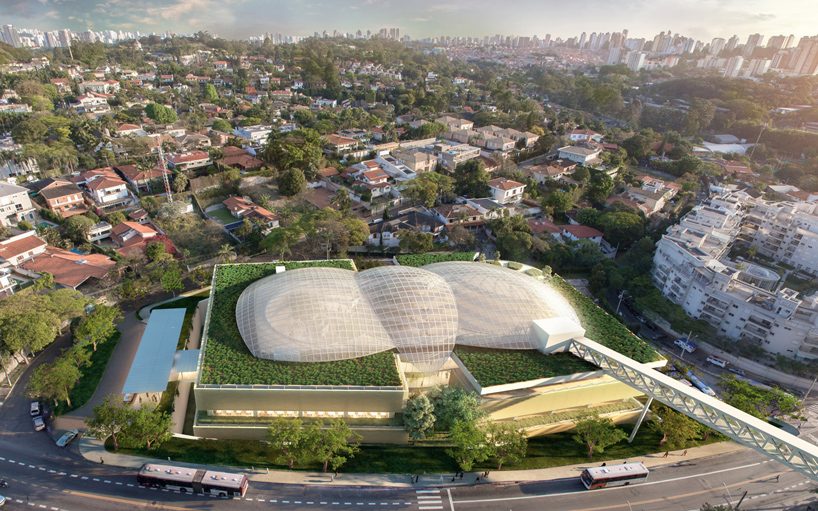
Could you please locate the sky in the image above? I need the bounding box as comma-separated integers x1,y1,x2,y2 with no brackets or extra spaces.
2,0,817,43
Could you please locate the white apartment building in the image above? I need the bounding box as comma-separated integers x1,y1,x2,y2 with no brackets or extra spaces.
653,191,818,359
232,125,274,144
739,200,818,276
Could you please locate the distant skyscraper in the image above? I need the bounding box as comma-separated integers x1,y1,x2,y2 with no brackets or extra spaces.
2,25,21,48
607,47,622,65
743,33,764,56
626,51,646,71
579,32,587,49
725,35,740,52
747,58,771,76
710,37,726,55
723,55,744,77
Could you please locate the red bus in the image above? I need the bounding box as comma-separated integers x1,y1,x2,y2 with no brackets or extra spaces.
580,462,649,489
137,463,249,497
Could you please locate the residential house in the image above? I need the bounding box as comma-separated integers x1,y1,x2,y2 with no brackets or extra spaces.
111,221,174,257
85,176,130,205
487,178,526,205
557,145,603,166
440,144,481,169
567,130,604,143
71,91,111,114
325,134,358,154
561,225,604,245
392,148,436,173
435,116,474,131
232,125,274,144
175,133,211,150
219,147,266,171
625,187,667,214
79,80,119,94
222,196,280,231
49,78,72,94
116,124,146,137
0,182,36,227
528,218,562,237
21,247,115,290
432,204,484,231
367,210,445,247
347,161,392,199
40,183,87,218
374,155,417,181
481,136,516,152
88,222,112,242
115,164,171,194
166,151,211,172
0,232,47,266
528,160,577,184
128,209,150,225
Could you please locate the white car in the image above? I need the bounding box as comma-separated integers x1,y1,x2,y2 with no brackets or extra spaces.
56,429,79,448
30,401,40,417
32,416,45,432
0,494,5,506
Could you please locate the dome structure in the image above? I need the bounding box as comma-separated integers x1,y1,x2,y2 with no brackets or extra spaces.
235,262,578,373
423,262,579,349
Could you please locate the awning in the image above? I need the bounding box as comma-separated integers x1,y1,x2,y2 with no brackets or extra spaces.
121,308,186,394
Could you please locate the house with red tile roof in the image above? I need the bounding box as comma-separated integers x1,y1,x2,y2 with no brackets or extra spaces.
21,247,115,290
527,218,562,236
85,176,129,205
561,224,604,245
568,129,603,143
39,183,87,218
0,232,47,266
488,177,526,204
114,164,171,193
116,124,146,137
222,196,280,231
166,150,211,172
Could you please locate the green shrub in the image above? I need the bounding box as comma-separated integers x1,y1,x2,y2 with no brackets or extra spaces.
201,261,402,387
524,268,543,277
396,252,476,267
507,262,523,270
454,347,598,387
487,260,502,266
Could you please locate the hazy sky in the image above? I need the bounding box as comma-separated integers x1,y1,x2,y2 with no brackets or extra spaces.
3,0,817,43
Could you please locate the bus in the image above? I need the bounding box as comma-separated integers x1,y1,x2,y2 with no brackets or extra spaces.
580,462,650,490
686,372,716,397
137,463,249,497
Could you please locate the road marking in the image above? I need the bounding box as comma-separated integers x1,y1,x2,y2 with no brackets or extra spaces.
92,478,99,482
419,507,443,510
418,496,442,499
48,470,56,473
417,490,439,493
28,464,35,468
103,480,111,484
115,482,122,485
39,467,46,471
70,475,77,478
447,488,455,511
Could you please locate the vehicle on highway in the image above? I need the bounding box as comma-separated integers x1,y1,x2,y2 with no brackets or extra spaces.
706,355,728,368
137,463,249,497
686,372,717,396
728,367,746,376
674,338,697,353
0,494,5,506
30,401,40,416
55,429,79,447
677,378,694,387
580,462,650,489
32,415,45,432
0,479,7,487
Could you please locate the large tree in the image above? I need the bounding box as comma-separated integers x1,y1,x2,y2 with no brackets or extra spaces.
428,385,485,431
486,422,528,470
544,190,573,215
145,103,178,124
279,168,306,197
121,406,174,451
27,357,80,408
310,419,362,473
398,230,434,254
0,311,61,363
403,394,436,441
75,304,122,352
85,396,132,451
266,418,314,469
161,268,184,297
572,414,627,458
651,404,702,450
446,420,490,471
718,374,802,420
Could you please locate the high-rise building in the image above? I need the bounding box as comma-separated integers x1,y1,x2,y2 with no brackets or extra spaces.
767,35,786,50
743,33,764,56
59,29,72,47
607,47,622,65
578,32,587,49
723,55,744,77
725,35,740,52
626,51,646,71
710,37,726,55
2,25,21,48
747,58,771,76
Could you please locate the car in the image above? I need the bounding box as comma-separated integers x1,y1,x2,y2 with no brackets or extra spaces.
32,416,45,432
56,429,79,448
0,494,5,506
30,401,40,416
635,315,647,324
728,367,746,376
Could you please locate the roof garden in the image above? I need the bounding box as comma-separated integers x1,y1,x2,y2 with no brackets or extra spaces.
199,261,402,387
453,346,598,387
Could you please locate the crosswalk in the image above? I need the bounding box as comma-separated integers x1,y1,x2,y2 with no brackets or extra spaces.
416,489,443,510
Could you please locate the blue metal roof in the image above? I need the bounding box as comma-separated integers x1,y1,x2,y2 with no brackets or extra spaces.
121,309,186,395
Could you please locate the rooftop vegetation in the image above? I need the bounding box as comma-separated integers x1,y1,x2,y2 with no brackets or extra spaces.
551,276,660,363
200,261,402,387
453,346,598,387
396,252,476,267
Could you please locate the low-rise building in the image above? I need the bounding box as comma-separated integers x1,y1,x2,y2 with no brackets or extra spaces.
0,182,36,227
561,225,605,245
0,232,47,266
567,129,604,143
166,151,211,172
39,183,87,218
115,165,171,194
22,247,115,290
440,144,480,169
232,125,274,144
487,178,526,205
85,177,129,205
432,204,484,230
392,148,436,173
367,209,444,247
558,145,603,166
222,196,280,230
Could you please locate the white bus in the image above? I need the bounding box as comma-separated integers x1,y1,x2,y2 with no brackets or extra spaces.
580,462,650,490
137,463,249,497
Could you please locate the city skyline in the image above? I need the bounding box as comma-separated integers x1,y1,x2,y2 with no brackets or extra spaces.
1,0,816,43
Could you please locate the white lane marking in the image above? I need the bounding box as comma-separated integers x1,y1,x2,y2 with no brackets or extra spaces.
81,477,88,480
38,467,46,471
418,496,443,499
417,490,440,493
127,484,134,487
70,475,78,478
115,482,122,485
419,507,444,510
258,499,265,502
48,470,56,473
103,480,111,484
28,464,35,468
454,461,764,504
447,488,455,511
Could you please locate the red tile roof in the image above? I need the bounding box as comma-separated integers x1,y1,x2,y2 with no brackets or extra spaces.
562,224,604,239
0,235,46,261
527,219,561,235
21,247,115,289
488,178,524,190
86,177,127,191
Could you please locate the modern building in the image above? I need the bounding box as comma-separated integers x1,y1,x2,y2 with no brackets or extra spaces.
439,144,480,169
232,125,274,144
487,178,526,204
0,182,36,227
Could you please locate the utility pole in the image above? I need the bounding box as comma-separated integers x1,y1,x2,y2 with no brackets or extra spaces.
734,490,748,509
615,290,629,315
680,330,694,360
804,376,818,401
157,142,173,203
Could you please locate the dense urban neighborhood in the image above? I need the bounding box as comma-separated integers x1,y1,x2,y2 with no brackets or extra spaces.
0,17,818,511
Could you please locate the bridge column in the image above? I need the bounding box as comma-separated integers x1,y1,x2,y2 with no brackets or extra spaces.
628,397,653,443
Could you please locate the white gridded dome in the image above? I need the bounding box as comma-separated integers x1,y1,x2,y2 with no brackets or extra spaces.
423,261,580,350
235,262,578,372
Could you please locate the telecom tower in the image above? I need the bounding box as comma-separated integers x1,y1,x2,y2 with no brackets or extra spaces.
157,142,173,203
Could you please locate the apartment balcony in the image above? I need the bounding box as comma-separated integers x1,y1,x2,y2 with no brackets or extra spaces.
706,296,729,311
767,237,783,245
771,224,788,233
740,331,765,344
747,316,773,330
702,305,725,318
700,312,722,327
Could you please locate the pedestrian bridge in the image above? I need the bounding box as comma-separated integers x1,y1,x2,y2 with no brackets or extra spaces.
533,318,818,481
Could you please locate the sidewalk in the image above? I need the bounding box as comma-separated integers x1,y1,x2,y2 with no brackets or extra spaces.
78,435,748,488
137,286,211,323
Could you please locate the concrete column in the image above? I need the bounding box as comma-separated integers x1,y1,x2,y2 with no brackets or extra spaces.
628,397,653,443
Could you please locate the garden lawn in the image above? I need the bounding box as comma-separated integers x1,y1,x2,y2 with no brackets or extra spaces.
54,331,122,416
201,261,402,387
108,422,726,473
453,347,598,387
396,253,476,267
207,207,240,225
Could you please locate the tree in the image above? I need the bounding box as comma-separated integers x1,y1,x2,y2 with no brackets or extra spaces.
11,118,47,144
85,396,132,451
310,419,362,473
145,103,178,124
495,231,532,262
651,404,702,449
266,417,313,469
597,212,645,246
173,172,188,193
121,405,174,451
75,304,122,352
577,207,601,227
587,173,615,204
447,224,474,249
202,83,219,103
107,211,126,226
454,159,490,197
145,241,169,262
572,414,627,458
0,350,14,385
279,168,306,197
331,188,353,215
262,226,301,261
116,277,150,308
403,394,436,441
486,422,528,470
27,357,80,408
545,190,573,215
398,230,434,254
17,220,32,231
211,119,232,133
65,215,95,242
446,420,490,472
572,166,590,183
62,343,92,371
0,311,60,363
718,374,802,420
428,385,485,431
161,268,184,297
217,244,236,262
401,172,453,208
189,266,213,288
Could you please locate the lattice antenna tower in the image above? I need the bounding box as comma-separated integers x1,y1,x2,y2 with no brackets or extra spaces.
157,141,173,203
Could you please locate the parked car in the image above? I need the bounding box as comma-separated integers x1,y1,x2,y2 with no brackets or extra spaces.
56,429,79,448
30,401,40,417
0,494,6,506
728,367,746,376
32,416,45,432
